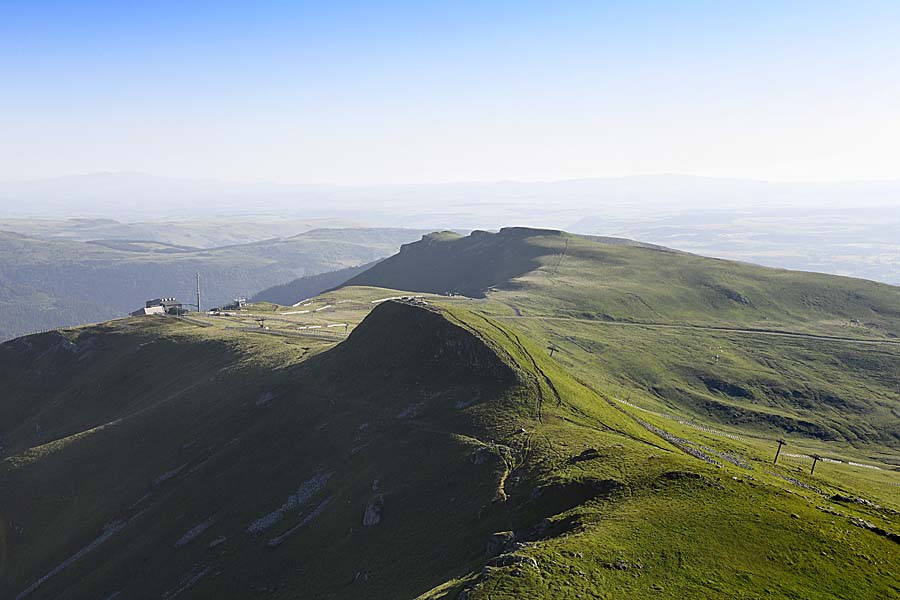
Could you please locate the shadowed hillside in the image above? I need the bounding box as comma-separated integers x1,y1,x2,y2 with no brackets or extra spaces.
0,301,643,599
341,228,900,337
3,297,899,599
340,228,663,298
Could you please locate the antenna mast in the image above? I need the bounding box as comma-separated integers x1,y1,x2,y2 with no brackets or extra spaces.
196,272,201,313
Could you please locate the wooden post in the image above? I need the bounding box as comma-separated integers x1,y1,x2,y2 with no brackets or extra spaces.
774,439,786,464
810,454,821,475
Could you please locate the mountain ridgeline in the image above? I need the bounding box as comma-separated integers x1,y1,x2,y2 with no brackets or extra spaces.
341,227,900,336
2,226,899,599
339,228,669,298
342,228,900,447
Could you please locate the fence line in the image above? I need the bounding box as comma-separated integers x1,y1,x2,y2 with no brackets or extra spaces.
614,399,887,472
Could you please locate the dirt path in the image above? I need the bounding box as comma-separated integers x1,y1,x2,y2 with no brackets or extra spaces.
473,314,563,422
498,315,900,347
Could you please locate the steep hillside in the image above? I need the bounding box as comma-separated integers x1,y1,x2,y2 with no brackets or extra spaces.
0,302,635,599
341,228,900,338
3,301,898,599
0,228,426,341
340,228,900,448
341,228,664,298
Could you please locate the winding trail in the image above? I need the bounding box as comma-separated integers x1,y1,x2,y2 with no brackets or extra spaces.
472,314,562,422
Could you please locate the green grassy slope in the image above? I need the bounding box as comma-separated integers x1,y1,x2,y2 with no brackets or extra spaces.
3,300,898,599
506,316,900,448
341,227,900,338
341,229,664,299
0,301,644,599
338,227,900,449
0,228,427,341
4,225,900,599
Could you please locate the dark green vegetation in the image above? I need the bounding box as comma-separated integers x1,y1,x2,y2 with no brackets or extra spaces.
2,228,899,599
0,228,426,341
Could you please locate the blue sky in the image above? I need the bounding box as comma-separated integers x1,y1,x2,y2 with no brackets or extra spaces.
2,1,899,183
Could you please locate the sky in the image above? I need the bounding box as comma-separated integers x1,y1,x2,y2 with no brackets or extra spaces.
2,1,900,185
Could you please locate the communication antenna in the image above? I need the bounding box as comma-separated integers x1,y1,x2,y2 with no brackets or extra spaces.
196,272,201,313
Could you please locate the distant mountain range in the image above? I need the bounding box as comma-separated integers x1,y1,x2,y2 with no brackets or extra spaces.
0,227,428,341
0,215,360,248
2,173,898,285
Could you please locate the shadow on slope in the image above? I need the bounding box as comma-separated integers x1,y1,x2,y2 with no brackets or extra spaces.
1,301,638,600
338,228,561,298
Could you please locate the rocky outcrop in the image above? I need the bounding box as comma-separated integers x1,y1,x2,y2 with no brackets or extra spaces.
486,553,538,569
486,531,516,556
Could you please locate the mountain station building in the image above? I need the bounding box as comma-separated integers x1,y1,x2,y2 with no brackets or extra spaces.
131,297,184,316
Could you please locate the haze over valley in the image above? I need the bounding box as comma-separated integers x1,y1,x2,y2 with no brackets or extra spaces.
4,173,898,284
3,172,898,341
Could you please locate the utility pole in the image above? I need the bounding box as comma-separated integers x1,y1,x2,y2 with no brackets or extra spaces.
810,454,821,475
773,439,786,464
196,272,201,313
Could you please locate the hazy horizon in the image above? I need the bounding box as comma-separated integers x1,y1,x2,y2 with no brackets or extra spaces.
1,172,897,289
6,170,900,187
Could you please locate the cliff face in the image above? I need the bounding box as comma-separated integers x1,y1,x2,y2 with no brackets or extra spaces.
338,228,563,297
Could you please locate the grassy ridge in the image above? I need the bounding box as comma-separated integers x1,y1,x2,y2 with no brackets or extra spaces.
342,227,900,338
338,228,900,449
